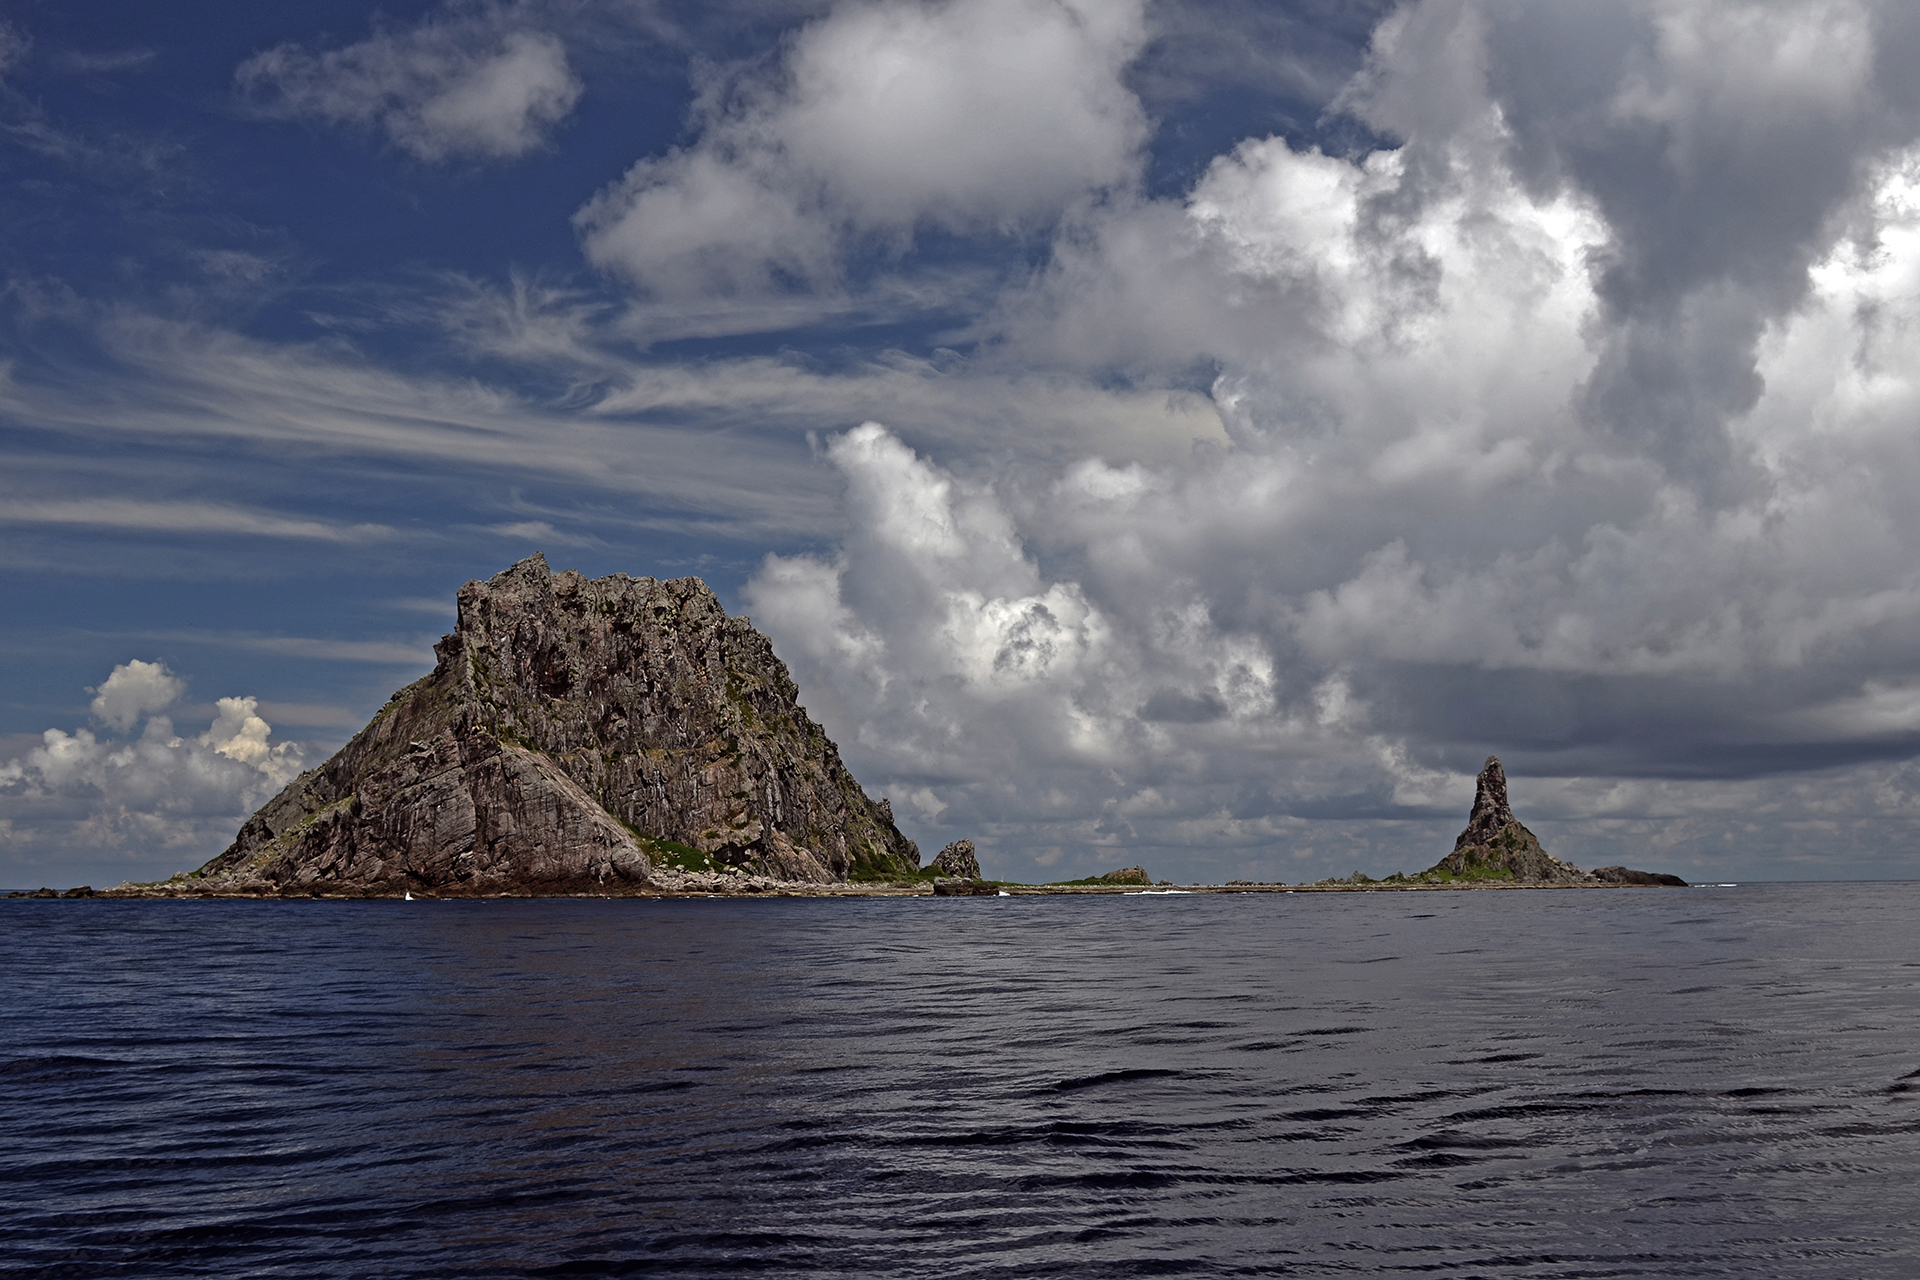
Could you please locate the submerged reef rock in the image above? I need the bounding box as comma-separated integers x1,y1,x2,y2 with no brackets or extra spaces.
1425,756,1590,885
931,839,982,879
186,555,921,897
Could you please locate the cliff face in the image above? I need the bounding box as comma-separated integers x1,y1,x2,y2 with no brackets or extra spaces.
193,555,921,896
1426,756,1590,885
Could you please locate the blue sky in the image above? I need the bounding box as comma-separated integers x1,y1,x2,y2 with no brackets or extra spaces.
7,0,1920,888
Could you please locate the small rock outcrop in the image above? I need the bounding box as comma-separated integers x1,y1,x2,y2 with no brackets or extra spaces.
1424,756,1589,885
1592,865,1688,887
931,839,982,879
1100,866,1152,885
931,878,999,896
181,555,921,897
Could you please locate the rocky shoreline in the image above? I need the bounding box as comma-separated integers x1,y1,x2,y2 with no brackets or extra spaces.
15,754,1693,902
13,875,1692,901
16,754,1695,901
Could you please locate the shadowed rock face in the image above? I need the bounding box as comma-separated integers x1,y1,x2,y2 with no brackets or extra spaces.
1426,756,1590,885
192,555,921,896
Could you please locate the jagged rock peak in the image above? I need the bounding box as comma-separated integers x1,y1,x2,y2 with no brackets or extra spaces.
1467,756,1513,832
183,555,921,897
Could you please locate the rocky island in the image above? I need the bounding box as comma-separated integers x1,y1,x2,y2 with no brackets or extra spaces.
1422,755,1592,884
138,555,922,897
1410,755,1685,887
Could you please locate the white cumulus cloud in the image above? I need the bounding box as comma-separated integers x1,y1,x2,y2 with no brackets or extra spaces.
578,0,1150,297
727,3,1920,882
1,662,305,881
89,658,185,732
746,423,1311,876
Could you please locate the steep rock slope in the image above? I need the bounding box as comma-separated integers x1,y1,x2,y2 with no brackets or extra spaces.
193,555,920,895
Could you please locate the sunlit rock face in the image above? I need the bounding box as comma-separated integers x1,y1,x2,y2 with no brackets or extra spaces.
1427,756,1591,886
193,555,921,896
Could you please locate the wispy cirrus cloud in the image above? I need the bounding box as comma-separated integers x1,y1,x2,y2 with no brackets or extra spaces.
0,311,837,537
0,498,392,542
135,632,436,667
0,22,28,82
235,2,581,162
0,303,1228,543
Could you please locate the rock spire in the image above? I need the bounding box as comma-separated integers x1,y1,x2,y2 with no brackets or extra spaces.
1466,754,1514,833
1425,756,1589,885
185,555,922,896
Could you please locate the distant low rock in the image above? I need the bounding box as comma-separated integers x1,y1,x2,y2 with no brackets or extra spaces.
171,555,920,898
1423,757,1589,885
1100,866,1152,885
931,878,999,897
1592,866,1688,887
932,839,982,879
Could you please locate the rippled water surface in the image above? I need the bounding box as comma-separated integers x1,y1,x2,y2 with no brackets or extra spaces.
4,884,1917,1277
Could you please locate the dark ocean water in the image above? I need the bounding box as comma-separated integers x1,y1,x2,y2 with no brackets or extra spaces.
2,884,1916,1278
